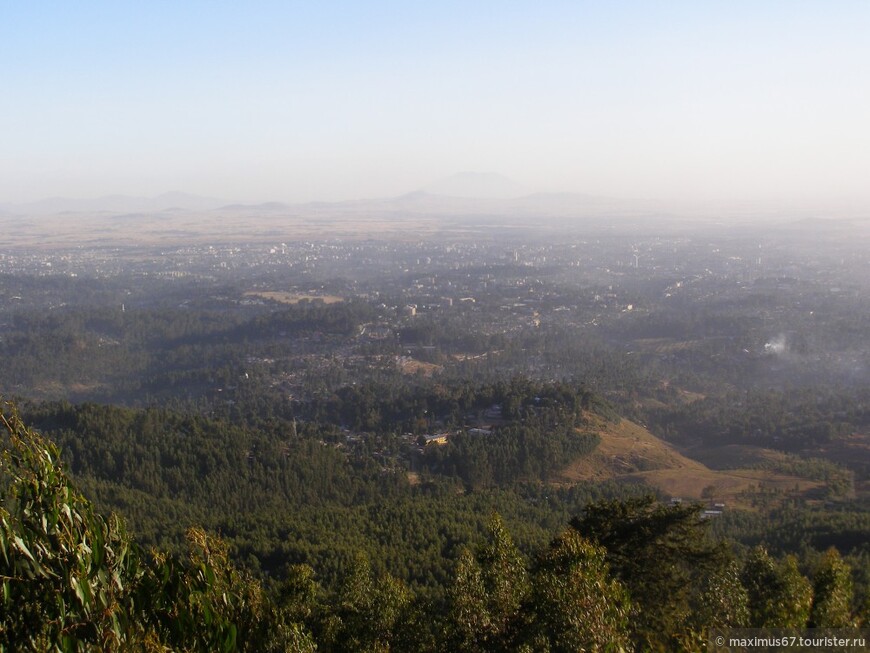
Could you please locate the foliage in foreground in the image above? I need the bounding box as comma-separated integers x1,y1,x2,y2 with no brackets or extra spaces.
0,403,315,652
1,402,863,652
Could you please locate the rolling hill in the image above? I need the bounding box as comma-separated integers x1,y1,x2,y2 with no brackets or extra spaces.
558,414,827,509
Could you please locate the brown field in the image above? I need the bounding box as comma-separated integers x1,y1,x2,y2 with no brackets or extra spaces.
29,381,108,401
397,358,443,376
676,388,706,403
681,443,793,470
624,468,821,507
686,439,867,500
556,415,824,509
244,291,344,304
558,416,707,482
0,211,467,248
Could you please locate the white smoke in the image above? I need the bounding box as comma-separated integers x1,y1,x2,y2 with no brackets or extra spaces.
763,335,787,355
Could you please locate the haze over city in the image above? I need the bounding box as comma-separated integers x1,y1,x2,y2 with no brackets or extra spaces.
3,1,870,211
4,4,870,649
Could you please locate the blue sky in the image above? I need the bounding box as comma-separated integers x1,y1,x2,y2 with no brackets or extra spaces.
2,1,869,206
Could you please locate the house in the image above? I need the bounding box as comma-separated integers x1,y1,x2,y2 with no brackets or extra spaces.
421,433,449,446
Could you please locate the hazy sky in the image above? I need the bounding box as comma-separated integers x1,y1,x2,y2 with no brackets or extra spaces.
2,1,869,206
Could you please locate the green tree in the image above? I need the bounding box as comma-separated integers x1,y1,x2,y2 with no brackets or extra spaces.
0,402,316,653
277,563,320,625
446,548,491,652
0,403,149,651
810,548,854,627
328,552,411,652
691,558,750,635
528,529,631,653
742,546,813,628
144,527,316,653
570,495,725,649
445,514,529,651
478,515,529,641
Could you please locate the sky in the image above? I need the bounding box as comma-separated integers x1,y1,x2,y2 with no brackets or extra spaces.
2,1,869,207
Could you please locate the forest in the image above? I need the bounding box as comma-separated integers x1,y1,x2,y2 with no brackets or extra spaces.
2,404,865,652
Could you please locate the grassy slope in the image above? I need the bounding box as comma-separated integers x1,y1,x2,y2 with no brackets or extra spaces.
558,414,823,509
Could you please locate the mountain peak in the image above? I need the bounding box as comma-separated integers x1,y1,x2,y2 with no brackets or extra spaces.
422,172,527,199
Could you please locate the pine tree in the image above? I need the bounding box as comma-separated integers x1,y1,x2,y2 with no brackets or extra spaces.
570,495,725,649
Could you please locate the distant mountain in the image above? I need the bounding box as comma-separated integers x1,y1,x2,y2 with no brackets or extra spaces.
423,172,528,199
216,201,291,212
1,181,644,220
266,188,664,221
1,191,227,215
